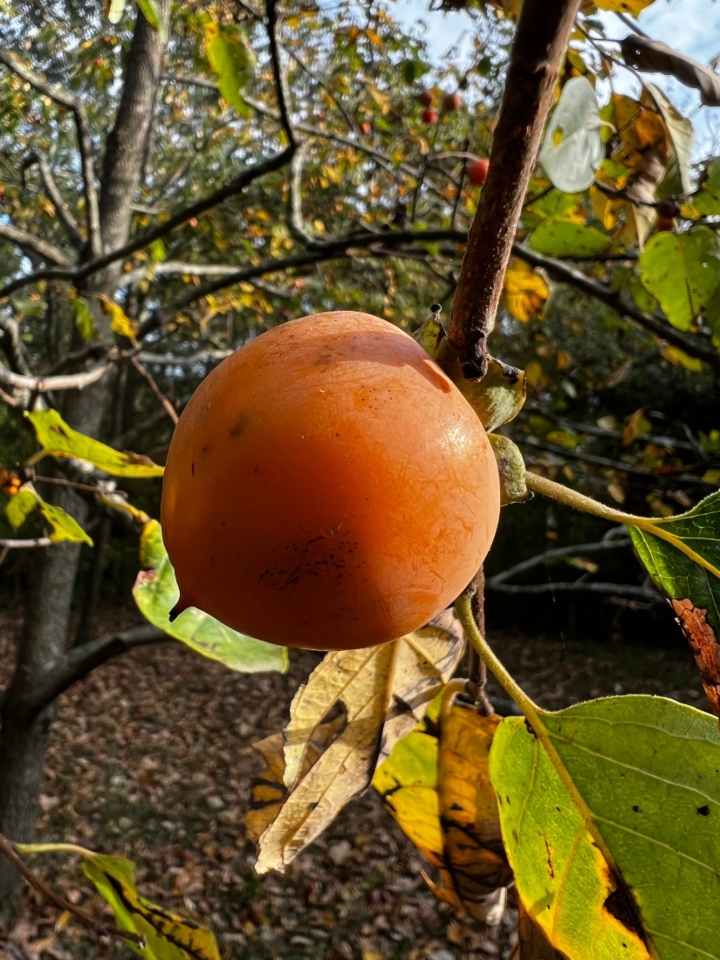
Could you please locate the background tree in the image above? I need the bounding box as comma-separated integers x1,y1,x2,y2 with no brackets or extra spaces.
1,0,720,953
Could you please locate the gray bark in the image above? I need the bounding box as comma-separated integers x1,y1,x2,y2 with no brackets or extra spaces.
0,3,170,900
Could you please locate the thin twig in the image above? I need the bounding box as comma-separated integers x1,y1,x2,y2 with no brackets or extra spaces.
0,834,146,947
22,151,83,248
265,0,297,147
0,148,295,302
0,222,71,266
130,356,179,425
0,50,102,256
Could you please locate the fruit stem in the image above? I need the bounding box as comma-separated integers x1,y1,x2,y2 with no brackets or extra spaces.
455,590,540,722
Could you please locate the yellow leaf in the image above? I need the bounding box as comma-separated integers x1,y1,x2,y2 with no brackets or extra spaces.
595,0,655,13
657,341,705,371
622,407,652,446
374,685,512,921
82,854,220,959
501,258,550,322
251,611,465,874
100,295,138,341
365,27,382,46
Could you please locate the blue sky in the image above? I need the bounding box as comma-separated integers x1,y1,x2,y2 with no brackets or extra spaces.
392,0,720,154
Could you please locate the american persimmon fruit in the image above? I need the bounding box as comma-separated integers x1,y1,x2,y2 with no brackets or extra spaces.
418,89,434,107
161,311,500,651
468,157,489,187
656,216,675,232
442,92,462,112
422,108,439,125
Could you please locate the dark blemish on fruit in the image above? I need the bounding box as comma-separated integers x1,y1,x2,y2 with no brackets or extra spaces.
201,442,212,454
316,353,333,365
229,413,249,439
191,461,195,476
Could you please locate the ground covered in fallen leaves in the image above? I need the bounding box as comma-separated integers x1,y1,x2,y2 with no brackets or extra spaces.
0,607,707,960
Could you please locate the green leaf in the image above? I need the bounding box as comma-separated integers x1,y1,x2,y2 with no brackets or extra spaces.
148,237,166,262
488,434,530,505
491,695,720,960
26,409,164,478
204,21,257,114
71,296,97,342
137,0,167,41
6,486,92,545
82,854,219,960
435,344,526,433
694,159,720,215
5,488,38,531
639,227,720,331
628,491,720,710
539,76,604,193
133,520,288,674
529,219,611,257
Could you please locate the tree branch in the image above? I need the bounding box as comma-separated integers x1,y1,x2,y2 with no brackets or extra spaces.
34,625,167,710
513,242,720,370
447,0,583,377
0,222,72,266
22,152,83,248
0,834,146,948
0,313,31,375
288,142,324,247
0,364,110,393
0,49,102,257
0,148,296,301
0,538,52,549
265,0,297,147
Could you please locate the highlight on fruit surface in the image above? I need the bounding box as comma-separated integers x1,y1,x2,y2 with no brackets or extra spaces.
161,311,501,652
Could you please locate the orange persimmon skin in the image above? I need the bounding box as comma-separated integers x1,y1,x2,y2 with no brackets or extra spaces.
161,311,500,650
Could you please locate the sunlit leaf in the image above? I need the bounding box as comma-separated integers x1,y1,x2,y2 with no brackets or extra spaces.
639,227,720,332
105,0,126,24
374,685,512,921
137,0,167,41
501,258,550,322
133,520,287,674
491,695,720,959
594,0,655,14
252,610,465,874
82,855,219,960
100,295,138,341
488,434,530,505
539,76,604,193
6,485,92,545
436,345,526,433
644,84,694,196
628,490,720,712
529,219,611,257
26,410,164,478
204,21,257,115
71,295,97,342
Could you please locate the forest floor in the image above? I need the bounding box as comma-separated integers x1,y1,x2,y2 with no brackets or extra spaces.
0,606,708,960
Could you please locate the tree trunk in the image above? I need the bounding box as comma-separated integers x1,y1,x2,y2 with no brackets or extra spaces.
0,4,169,900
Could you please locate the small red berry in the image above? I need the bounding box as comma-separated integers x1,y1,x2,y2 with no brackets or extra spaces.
422,108,439,125
467,157,490,187
360,122,372,135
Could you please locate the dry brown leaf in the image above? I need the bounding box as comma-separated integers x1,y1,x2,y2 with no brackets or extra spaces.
254,610,464,874
621,34,720,107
